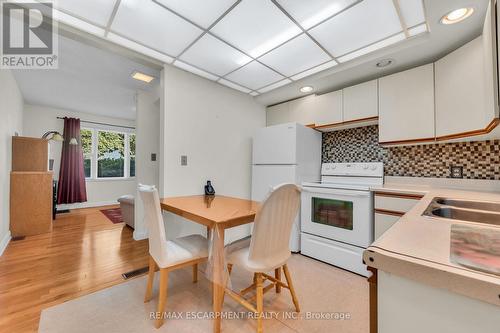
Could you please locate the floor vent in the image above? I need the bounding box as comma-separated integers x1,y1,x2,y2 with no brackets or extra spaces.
11,236,26,241
122,267,149,280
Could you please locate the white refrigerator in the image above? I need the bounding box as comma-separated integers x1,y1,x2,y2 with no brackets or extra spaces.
252,122,322,252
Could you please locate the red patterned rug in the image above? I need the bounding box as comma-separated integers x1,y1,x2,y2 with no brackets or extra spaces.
100,208,124,224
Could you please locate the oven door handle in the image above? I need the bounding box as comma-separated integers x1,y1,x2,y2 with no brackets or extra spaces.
301,187,371,197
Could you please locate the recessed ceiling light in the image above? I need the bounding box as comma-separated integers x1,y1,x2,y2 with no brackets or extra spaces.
300,86,314,93
131,71,155,83
441,8,474,25
376,59,394,68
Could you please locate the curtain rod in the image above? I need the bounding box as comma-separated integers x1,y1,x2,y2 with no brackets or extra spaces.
57,117,135,130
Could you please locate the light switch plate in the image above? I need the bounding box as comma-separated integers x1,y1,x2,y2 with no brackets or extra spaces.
181,155,188,166
151,153,157,161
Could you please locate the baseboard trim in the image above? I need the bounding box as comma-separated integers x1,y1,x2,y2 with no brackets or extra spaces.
0,231,12,257
57,200,118,211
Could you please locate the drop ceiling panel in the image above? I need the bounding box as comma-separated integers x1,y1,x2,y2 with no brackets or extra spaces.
276,0,359,30
173,60,219,81
259,34,331,77
398,0,426,27
309,0,402,57
258,79,292,93
55,0,117,26
225,61,284,90
111,0,203,57
219,79,252,93
180,34,251,76
154,0,237,28
210,0,301,57
290,60,337,80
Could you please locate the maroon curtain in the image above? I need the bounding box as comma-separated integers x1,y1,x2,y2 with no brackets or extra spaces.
57,117,87,204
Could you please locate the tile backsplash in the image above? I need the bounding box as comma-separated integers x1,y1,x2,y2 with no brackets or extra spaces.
322,125,500,180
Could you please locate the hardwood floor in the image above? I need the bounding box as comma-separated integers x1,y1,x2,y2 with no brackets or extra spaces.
0,206,149,333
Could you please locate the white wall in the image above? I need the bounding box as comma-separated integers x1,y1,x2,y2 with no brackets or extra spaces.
133,89,160,240
0,69,24,255
23,104,136,209
152,65,266,243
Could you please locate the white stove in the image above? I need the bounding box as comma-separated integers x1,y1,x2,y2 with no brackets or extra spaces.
300,162,384,277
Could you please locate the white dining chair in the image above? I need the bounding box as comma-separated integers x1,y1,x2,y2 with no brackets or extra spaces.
139,185,209,328
223,183,301,333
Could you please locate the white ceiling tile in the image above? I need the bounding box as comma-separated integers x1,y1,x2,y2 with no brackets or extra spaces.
290,60,337,80
54,0,116,26
276,0,359,30
337,33,406,63
154,0,237,28
52,9,106,37
225,61,284,90
408,23,428,36
218,79,252,93
259,34,331,77
309,0,402,57
258,79,292,93
173,60,219,81
211,0,301,58
111,0,203,57
398,0,426,28
107,33,174,64
180,34,251,76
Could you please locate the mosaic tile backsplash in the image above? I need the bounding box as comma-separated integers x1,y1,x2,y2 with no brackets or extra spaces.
322,125,500,180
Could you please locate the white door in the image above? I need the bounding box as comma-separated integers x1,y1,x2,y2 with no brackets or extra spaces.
253,123,297,165
301,186,373,248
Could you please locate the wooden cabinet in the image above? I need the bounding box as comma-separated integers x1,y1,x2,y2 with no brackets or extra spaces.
378,64,435,144
267,102,290,126
435,37,496,138
12,136,48,172
343,80,378,122
309,90,343,126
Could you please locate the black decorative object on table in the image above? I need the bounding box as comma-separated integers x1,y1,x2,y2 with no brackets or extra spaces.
204,181,215,196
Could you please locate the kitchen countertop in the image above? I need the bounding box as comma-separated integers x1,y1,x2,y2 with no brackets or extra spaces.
363,188,500,306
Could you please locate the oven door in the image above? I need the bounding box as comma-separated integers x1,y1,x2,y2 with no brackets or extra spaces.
301,186,373,248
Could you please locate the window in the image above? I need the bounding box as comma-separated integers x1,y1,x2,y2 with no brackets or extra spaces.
81,127,135,180
129,134,136,177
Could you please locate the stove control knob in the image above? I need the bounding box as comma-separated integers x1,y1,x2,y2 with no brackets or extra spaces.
363,165,369,170
325,165,331,170
331,165,336,169
371,165,377,171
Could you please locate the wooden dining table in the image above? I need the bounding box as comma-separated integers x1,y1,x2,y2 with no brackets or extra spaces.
160,195,260,333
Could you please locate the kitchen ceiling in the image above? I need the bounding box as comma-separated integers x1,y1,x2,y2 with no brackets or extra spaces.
41,0,428,96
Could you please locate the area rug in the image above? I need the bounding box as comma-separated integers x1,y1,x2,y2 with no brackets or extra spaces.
38,255,369,333
100,208,124,224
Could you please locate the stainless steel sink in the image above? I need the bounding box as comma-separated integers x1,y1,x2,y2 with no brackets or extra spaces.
423,197,500,226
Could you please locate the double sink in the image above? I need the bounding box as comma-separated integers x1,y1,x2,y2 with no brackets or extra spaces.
423,197,500,226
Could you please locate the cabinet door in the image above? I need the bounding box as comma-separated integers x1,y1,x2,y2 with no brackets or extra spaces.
343,80,378,122
266,102,290,126
374,213,400,240
310,90,343,126
289,95,317,126
435,37,495,138
378,64,435,143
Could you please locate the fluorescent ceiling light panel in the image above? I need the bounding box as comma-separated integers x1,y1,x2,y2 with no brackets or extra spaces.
309,0,401,57
337,33,406,63
290,60,337,80
218,79,252,93
173,60,219,81
211,0,301,58
112,0,202,57
154,0,236,29
258,79,292,93
259,34,331,77
224,61,284,90
276,0,358,30
54,0,116,26
131,71,155,83
408,23,428,37
398,0,426,28
180,34,251,76
107,32,174,64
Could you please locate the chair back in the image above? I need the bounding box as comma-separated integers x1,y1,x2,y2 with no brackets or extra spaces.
248,184,301,268
138,184,167,263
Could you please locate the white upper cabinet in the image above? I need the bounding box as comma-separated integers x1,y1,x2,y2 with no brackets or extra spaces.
267,102,290,126
289,95,317,126
310,90,343,126
343,80,378,122
378,64,435,143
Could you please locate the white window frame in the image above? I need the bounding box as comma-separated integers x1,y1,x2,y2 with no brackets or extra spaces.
82,126,136,181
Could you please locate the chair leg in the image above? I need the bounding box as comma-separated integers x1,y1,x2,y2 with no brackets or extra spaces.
282,264,300,312
275,268,282,293
144,256,156,303
255,273,264,333
227,263,233,276
193,264,198,283
155,268,169,329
